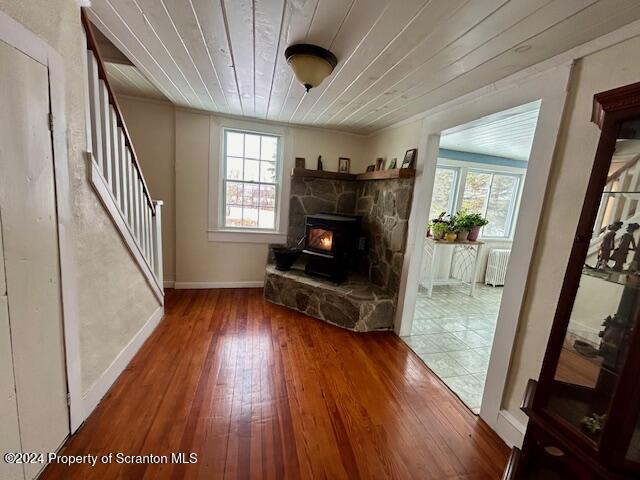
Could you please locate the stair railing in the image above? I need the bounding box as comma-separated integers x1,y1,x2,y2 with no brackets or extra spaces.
82,10,164,300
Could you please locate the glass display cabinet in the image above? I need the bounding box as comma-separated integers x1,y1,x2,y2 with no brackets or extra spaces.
503,81,640,479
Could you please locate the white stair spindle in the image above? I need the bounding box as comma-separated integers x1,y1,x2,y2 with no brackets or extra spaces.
117,128,127,217
86,52,103,170
141,181,148,260
147,206,153,269
152,202,163,285
131,170,138,241
126,150,134,228
109,106,121,204
98,80,111,186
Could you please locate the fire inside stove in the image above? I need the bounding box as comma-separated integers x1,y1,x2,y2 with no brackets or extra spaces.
307,227,333,252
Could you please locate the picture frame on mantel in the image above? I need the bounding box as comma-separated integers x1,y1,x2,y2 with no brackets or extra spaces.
338,157,350,173
401,149,417,169
295,157,305,168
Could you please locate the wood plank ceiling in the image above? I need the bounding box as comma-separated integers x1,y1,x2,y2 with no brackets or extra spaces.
88,0,640,134
440,101,541,161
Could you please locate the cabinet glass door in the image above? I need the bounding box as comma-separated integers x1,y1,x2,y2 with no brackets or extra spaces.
547,118,640,444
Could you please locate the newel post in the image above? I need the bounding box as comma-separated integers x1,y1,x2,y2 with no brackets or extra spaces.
152,200,164,291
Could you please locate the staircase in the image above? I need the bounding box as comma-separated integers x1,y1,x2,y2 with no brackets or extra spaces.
82,13,164,302
588,154,640,261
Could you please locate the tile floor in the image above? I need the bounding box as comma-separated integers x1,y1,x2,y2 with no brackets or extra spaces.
402,283,503,413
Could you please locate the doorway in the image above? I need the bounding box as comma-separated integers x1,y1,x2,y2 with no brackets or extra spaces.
402,102,540,413
0,39,70,480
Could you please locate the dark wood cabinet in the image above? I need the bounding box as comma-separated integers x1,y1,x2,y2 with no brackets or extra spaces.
504,81,640,479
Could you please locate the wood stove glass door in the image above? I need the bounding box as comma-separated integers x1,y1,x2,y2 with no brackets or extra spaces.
308,227,334,253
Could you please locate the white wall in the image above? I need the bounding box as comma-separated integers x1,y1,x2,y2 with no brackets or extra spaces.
174,110,272,285
292,126,366,173
364,120,422,169
503,34,640,425
0,1,161,397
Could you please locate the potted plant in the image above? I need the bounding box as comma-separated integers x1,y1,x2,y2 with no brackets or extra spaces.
444,225,457,242
461,211,489,241
452,210,474,241
580,413,606,439
429,212,450,240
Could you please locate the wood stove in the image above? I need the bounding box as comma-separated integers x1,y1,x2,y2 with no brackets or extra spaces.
303,213,361,282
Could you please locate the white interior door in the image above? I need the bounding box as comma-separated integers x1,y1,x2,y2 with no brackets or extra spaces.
0,39,70,480
0,212,22,480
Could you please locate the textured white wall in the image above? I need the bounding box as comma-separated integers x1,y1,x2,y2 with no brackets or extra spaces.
0,0,160,393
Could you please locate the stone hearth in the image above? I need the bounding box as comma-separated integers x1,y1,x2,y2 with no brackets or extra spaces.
264,264,396,332
264,170,415,332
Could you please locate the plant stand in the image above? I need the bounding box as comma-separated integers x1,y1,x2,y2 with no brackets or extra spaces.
419,237,484,297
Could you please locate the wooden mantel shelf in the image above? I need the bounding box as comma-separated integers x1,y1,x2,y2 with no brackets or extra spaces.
290,168,356,180
356,169,415,181
291,167,415,182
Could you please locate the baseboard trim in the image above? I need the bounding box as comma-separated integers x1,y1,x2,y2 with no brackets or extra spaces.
82,305,164,420
495,409,526,448
163,280,175,288
174,281,265,289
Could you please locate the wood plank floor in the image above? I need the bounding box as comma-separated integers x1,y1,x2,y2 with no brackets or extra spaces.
41,289,509,479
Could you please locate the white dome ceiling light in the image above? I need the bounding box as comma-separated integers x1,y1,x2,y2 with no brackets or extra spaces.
285,44,338,92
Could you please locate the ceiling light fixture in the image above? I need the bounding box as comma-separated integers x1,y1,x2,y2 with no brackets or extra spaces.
285,44,337,92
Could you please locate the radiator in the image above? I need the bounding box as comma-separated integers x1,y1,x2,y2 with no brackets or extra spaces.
485,249,511,287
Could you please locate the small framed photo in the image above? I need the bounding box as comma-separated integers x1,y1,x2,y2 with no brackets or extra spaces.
338,157,350,173
366,165,375,172
375,157,384,171
401,149,417,169
295,157,306,168
387,157,397,169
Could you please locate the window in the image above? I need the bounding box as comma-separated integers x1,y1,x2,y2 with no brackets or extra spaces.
223,130,280,230
461,170,521,238
429,162,523,239
429,167,458,220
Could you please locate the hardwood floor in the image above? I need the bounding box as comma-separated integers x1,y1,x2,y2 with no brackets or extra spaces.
41,289,509,479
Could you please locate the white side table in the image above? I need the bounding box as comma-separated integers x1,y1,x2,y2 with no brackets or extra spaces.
419,237,484,298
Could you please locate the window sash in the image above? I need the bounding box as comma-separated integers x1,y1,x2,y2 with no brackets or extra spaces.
222,129,281,231
463,168,521,239
434,163,523,240
429,166,460,219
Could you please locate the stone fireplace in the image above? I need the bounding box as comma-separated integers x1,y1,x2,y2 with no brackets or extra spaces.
264,169,415,332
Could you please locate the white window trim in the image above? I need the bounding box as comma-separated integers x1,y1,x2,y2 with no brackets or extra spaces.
436,158,526,241
207,117,291,243
429,166,460,218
